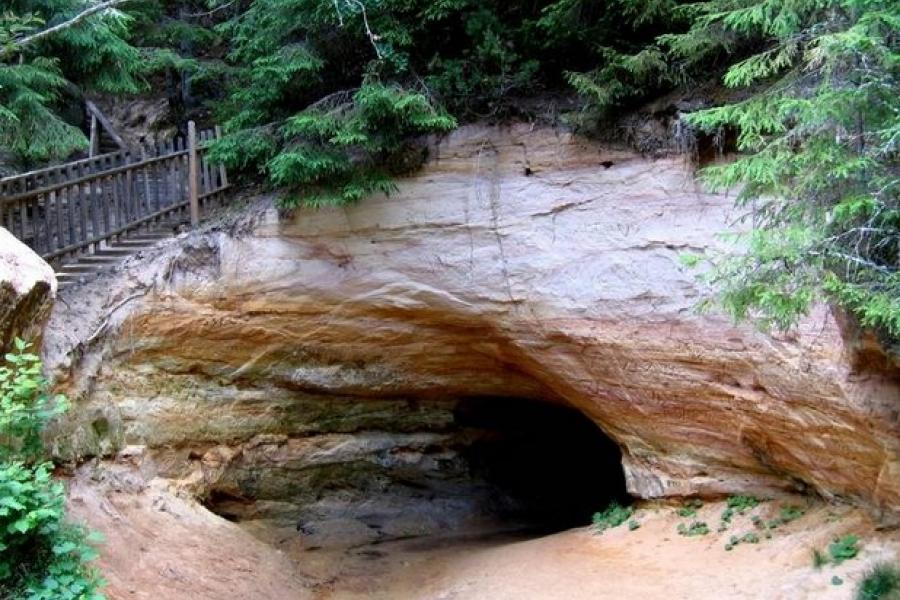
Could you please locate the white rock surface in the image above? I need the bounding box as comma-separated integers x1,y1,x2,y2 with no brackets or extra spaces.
0,226,56,351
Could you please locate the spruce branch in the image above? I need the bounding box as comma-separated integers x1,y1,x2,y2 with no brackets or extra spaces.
0,0,132,60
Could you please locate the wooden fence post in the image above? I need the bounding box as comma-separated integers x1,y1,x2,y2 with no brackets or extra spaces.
214,126,228,188
89,114,99,158
188,121,200,227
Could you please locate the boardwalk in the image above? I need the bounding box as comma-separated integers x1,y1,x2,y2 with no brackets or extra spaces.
0,122,229,268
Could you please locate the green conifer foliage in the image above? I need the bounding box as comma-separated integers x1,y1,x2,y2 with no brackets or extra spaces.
577,0,899,346
0,1,142,163
205,0,622,206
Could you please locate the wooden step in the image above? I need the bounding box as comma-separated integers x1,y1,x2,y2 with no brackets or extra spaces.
55,272,91,287
58,263,106,274
91,247,139,256
107,239,157,248
77,255,126,265
56,271,86,281
123,232,169,241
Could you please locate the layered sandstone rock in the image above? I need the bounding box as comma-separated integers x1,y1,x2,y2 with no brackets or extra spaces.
0,227,56,352
47,125,900,527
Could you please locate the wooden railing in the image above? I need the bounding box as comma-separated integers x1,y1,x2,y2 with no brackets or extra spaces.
0,121,229,263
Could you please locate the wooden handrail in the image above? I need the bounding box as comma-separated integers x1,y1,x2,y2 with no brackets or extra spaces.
86,101,126,151
0,150,125,185
40,185,228,261
0,150,190,207
0,121,229,263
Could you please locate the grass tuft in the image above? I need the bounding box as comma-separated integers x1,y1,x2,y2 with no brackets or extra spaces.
856,563,900,600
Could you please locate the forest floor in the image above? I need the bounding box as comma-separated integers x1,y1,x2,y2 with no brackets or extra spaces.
67,467,900,600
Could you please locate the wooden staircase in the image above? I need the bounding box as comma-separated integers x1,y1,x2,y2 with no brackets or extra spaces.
1,120,229,290
53,219,185,289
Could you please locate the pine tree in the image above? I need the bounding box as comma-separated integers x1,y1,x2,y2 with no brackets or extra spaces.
576,0,900,346
0,1,142,163
205,0,618,207
688,1,898,343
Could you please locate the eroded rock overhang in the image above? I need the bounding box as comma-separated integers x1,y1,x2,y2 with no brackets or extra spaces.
45,124,900,521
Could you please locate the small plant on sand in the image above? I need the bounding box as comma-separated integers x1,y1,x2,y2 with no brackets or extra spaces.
829,535,861,565
813,534,862,568
677,521,709,537
856,563,900,600
833,576,844,586
677,499,703,518
592,502,633,534
761,504,807,532
720,495,761,526
724,532,760,551
627,519,640,531
778,505,806,524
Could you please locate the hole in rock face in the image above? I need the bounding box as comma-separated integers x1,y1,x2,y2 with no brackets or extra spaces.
454,397,629,532
202,395,629,548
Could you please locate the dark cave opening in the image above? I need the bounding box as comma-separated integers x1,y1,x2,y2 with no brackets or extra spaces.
454,397,630,533
201,395,630,547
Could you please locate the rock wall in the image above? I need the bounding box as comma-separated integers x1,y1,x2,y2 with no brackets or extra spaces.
47,125,900,523
0,227,56,352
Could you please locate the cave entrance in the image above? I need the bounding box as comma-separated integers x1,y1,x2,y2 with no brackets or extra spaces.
202,395,629,549
453,396,629,534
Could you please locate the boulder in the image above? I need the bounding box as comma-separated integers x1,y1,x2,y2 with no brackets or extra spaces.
0,227,56,352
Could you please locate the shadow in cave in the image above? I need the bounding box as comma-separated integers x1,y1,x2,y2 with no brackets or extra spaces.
201,394,631,548
454,396,630,534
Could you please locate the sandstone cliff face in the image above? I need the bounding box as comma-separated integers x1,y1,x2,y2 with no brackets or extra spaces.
48,125,899,527
0,227,56,352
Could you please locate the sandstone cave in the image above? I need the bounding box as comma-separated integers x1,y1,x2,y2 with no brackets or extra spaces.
201,395,629,549
5,0,900,596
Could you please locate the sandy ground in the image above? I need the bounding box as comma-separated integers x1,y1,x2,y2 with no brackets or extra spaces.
67,470,899,600
298,502,899,600
66,472,312,600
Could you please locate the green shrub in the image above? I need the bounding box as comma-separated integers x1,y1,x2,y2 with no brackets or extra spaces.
778,505,806,524
677,499,703,518
829,535,861,565
627,519,640,531
0,340,103,599
0,339,68,462
857,564,900,600
592,502,633,534
725,531,761,551
763,505,807,531
720,495,761,527
677,521,709,537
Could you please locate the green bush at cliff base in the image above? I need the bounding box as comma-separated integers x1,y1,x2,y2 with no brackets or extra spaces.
828,534,861,565
0,339,104,599
592,502,633,534
677,521,710,537
857,564,900,600
677,498,703,518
